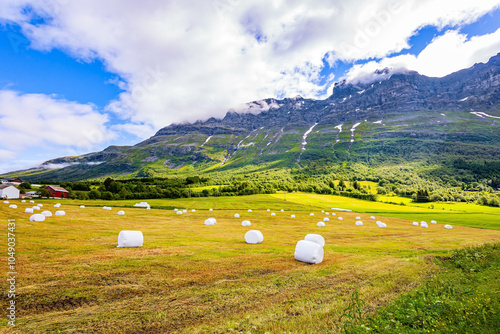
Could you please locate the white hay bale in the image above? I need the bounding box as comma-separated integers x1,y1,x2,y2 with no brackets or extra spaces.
32,206,40,210
192,209,196,212
234,213,240,218
317,221,326,227
355,221,363,226
420,221,427,225
241,220,251,227
420,223,428,228
21,200,26,203
267,209,270,212
117,211,125,215
38,204,43,207
332,213,336,216
271,212,276,216
30,214,45,222
174,208,178,212
323,217,329,222
355,216,361,220
176,211,183,215
117,231,143,247
370,216,376,219
25,208,33,213
9,204,17,209
146,206,151,210
321,210,325,213
304,234,325,247
376,221,387,228
54,203,61,207
80,205,85,208
244,230,263,244
29,200,35,203
310,213,314,216
294,240,324,264
338,217,343,221
204,218,216,225
280,209,284,212
209,208,213,211
413,222,419,226
41,211,52,217
431,220,437,224
325,212,330,215
291,214,295,218
248,209,252,213
444,225,453,229
55,210,66,216
182,209,187,213
3,200,9,204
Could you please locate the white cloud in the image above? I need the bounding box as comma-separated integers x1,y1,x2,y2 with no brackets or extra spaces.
0,90,116,172
0,0,499,140
346,28,500,83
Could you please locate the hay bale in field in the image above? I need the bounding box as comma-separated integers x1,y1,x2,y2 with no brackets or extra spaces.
30,214,45,222
338,217,343,221
248,209,252,213
332,213,336,216
325,212,329,215
133,202,149,208
234,213,240,218
321,210,325,213
80,205,85,208
431,220,437,224
38,204,43,207
317,222,326,227
146,206,151,210
204,218,216,225
209,208,213,211
242,220,251,227
244,230,263,244
117,211,125,215
41,211,52,217
355,221,363,226
323,217,329,222
54,203,61,208
291,214,295,218
3,200,9,204
444,225,453,229
294,240,323,264
176,211,183,215
280,209,284,212
9,204,17,209
271,212,276,216
413,222,419,226
267,209,270,212
182,209,187,213
420,223,428,228
310,213,314,216
376,221,387,228
174,208,178,212
304,234,325,247
32,206,40,210
21,200,26,203
355,216,361,220
25,208,33,213
370,216,376,219
29,200,35,203
117,231,143,247
55,210,65,216
192,209,196,212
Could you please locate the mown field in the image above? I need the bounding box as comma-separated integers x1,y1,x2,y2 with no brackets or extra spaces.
1,193,499,333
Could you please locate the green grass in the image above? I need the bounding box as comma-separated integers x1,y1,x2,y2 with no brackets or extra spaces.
1,194,499,333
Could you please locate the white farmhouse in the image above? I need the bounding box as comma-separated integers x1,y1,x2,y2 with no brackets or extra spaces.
0,184,20,199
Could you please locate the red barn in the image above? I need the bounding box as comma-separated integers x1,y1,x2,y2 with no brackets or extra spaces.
45,186,69,198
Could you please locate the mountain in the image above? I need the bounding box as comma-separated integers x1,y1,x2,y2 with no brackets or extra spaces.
10,53,500,181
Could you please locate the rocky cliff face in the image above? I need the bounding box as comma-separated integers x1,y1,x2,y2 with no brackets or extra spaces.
31,53,500,180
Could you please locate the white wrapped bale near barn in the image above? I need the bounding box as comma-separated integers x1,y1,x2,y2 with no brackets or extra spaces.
317,222,326,227
21,200,26,203
3,200,8,204
9,204,17,209
204,218,216,225
234,213,240,218
294,240,324,264
30,214,45,222
444,225,453,229
55,211,66,216
244,230,263,244
117,231,143,247
54,203,61,208
25,208,33,213
241,220,251,227
117,211,125,215
304,234,325,247
355,221,363,226
29,200,35,203
323,217,329,222
41,211,52,217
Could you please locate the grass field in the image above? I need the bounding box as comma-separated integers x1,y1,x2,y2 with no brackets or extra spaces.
1,194,499,333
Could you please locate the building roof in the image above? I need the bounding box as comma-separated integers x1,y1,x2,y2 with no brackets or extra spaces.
46,185,69,193
0,184,16,190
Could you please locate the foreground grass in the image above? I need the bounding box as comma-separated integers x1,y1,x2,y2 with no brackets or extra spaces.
0,195,499,333
342,243,500,333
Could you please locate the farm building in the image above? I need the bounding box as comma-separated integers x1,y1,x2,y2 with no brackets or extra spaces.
0,177,24,185
45,186,69,198
0,184,20,199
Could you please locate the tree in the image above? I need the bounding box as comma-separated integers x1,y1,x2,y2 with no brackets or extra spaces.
88,189,101,199
20,181,31,189
39,188,50,198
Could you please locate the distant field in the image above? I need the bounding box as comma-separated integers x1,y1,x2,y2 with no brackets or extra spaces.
1,194,499,333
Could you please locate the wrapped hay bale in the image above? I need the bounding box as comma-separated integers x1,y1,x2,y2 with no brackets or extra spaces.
192,209,196,212
247,209,252,213
117,231,143,247
117,211,125,215
431,220,437,224
176,211,183,215
80,205,85,208
321,210,325,213
55,210,66,216
370,216,376,219
209,208,213,211
376,221,387,228
291,214,295,218
21,200,26,203
244,230,263,244
413,222,419,226
355,221,363,226
267,209,270,212
323,217,329,222
41,211,52,217
30,214,45,222
304,234,325,247
271,212,276,216
420,223,428,228
54,203,61,208
146,206,151,210
25,208,33,213
355,216,361,220
29,200,35,203
280,209,284,212
325,212,329,215
241,220,251,227
234,213,240,218
294,240,324,264
38,204,43,207
444,225,453,229
32,206,40,210
182,209,187,213
9,204,17,209
204,218,216,225
310,213,314,216
174,208,178,212
317,222,326,227
3,200,9,204
338,217,343,221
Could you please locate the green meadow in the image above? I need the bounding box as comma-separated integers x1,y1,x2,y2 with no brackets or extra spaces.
1,193,499,333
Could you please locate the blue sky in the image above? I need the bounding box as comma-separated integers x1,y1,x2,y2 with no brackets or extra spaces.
0,0,500,173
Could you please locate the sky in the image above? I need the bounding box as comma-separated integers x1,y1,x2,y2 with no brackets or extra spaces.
1,0,500,173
